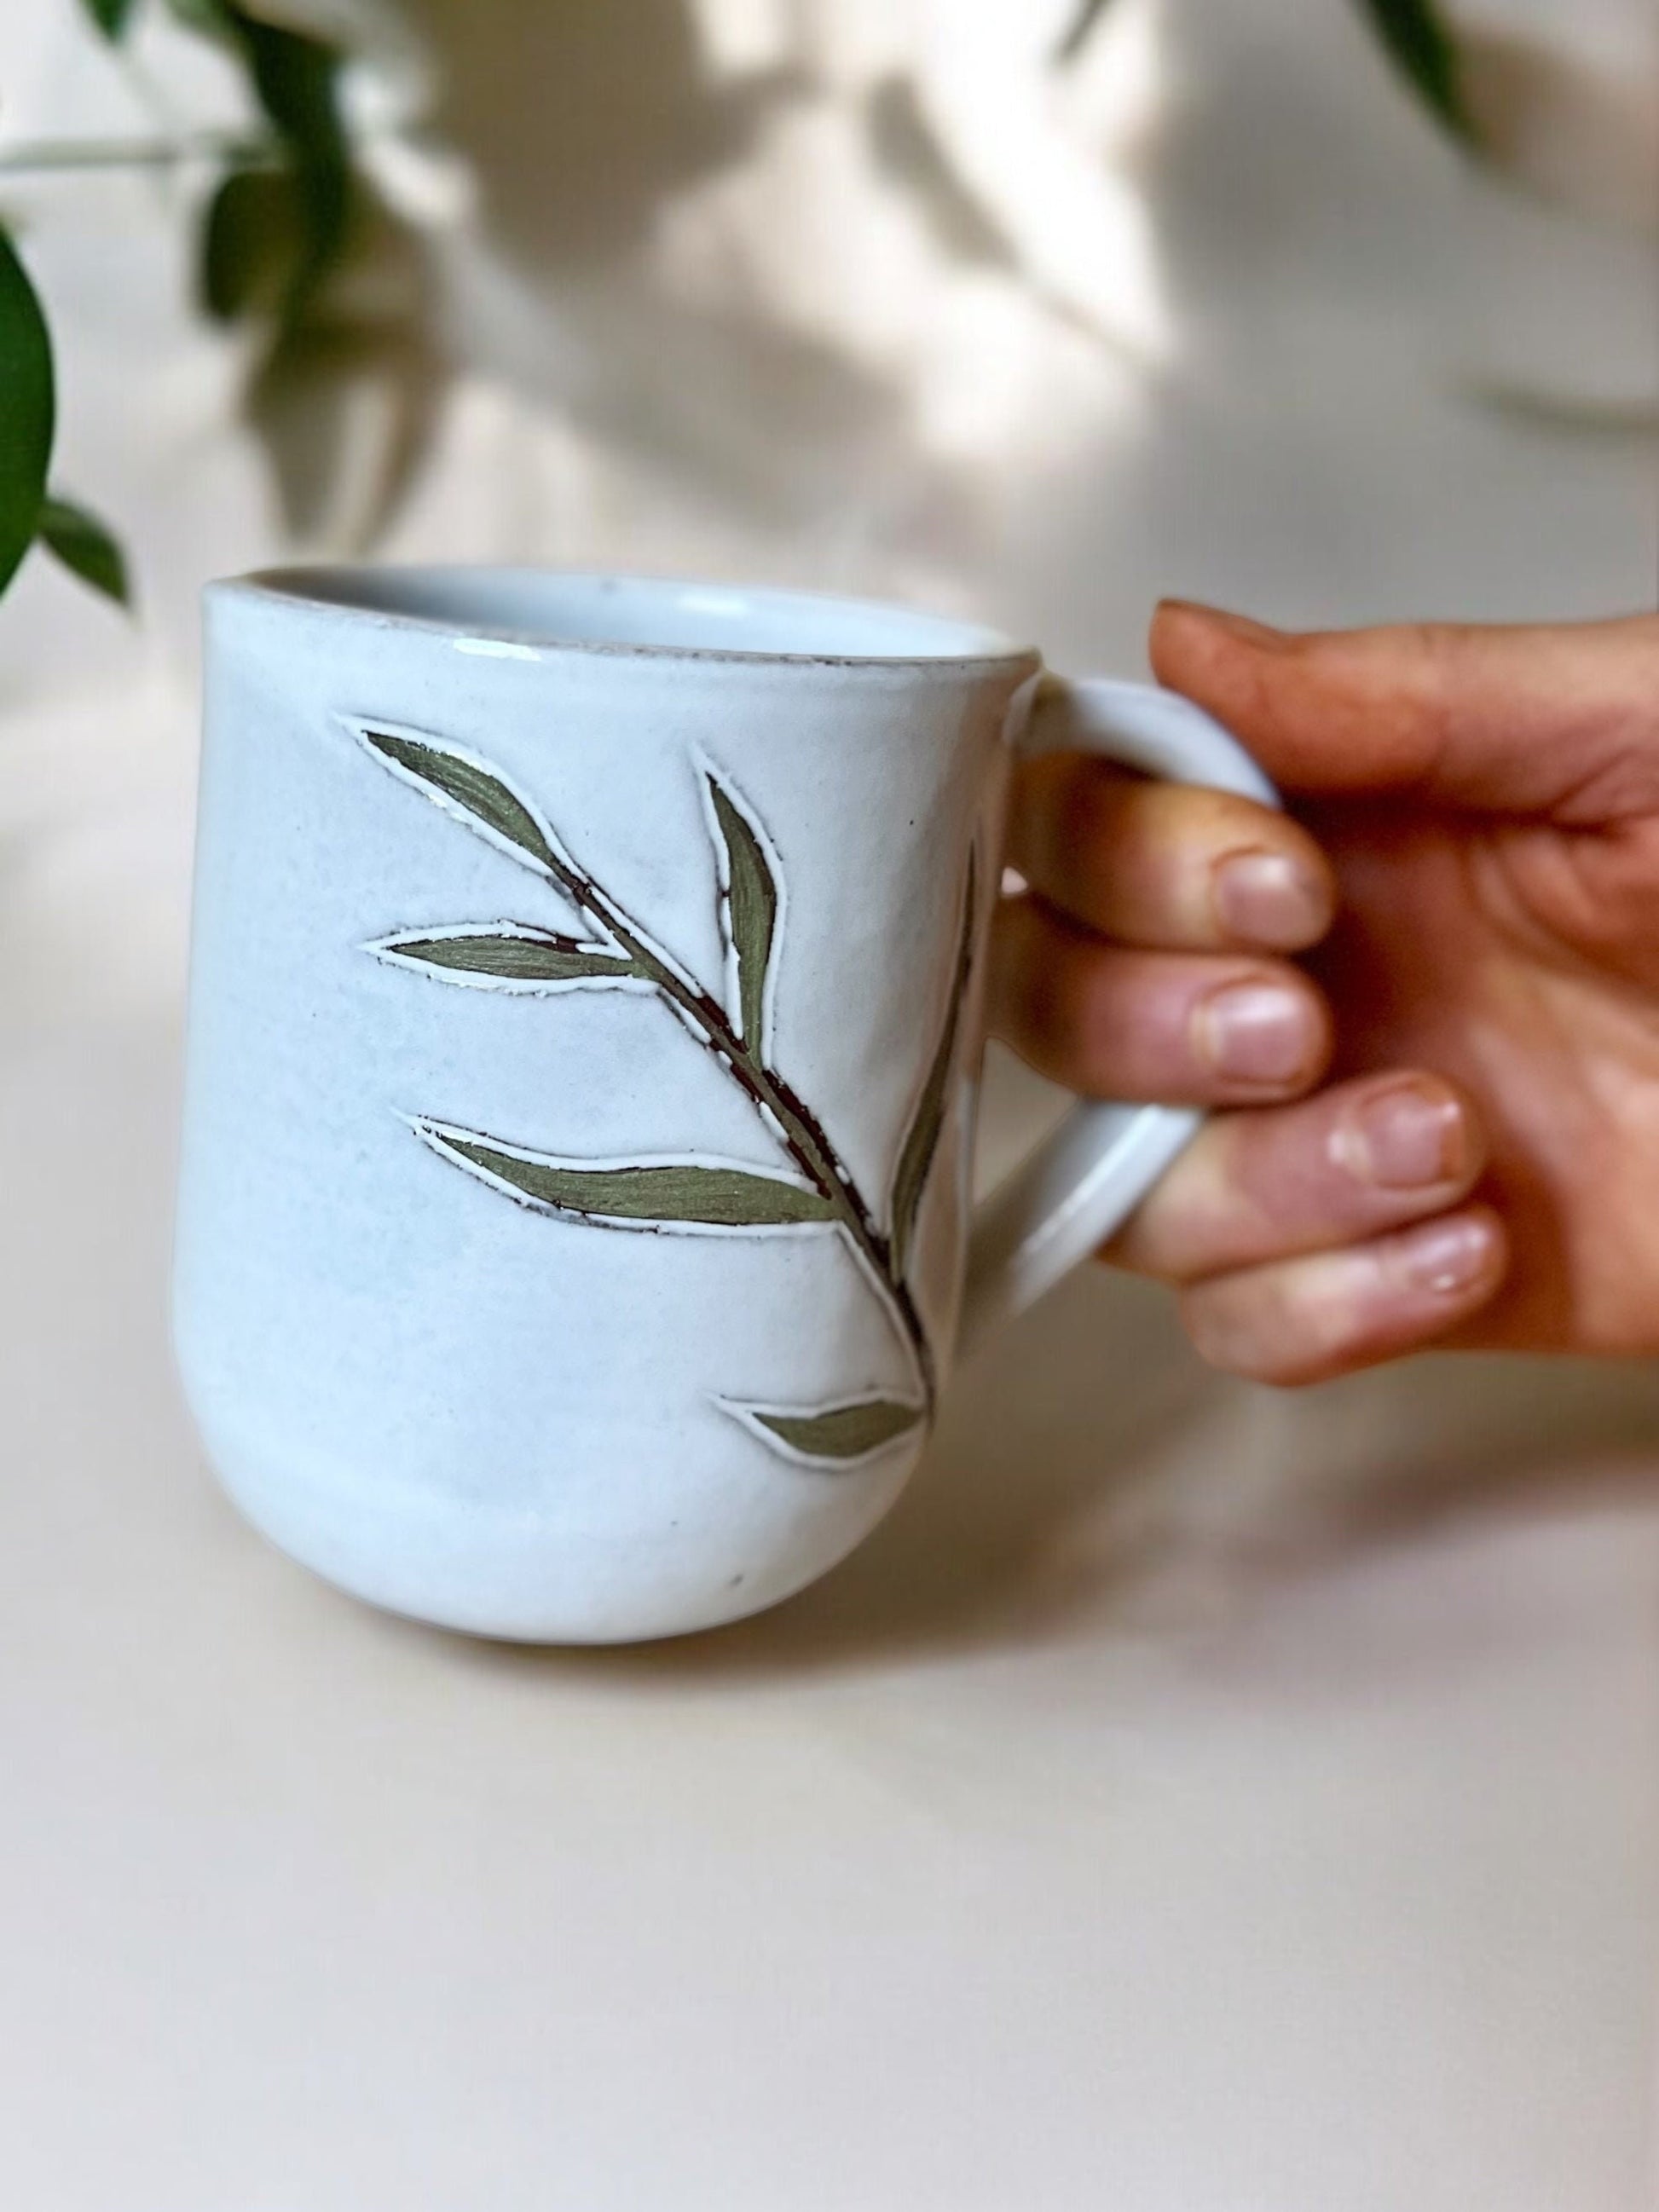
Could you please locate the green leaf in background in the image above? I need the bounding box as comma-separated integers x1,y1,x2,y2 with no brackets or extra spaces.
79,0,139,39
416,1124,840,1230
1356,0,1472,141
200,165,304,323
171,0,352,320
0,228,55,598
370,928,643,990
232,11,350,315
888,852,976,1279
706,771,779,1051
231,9,348,164
174,0,442,546
726,1395,925,1466
38,494,130,606
361,729,561,875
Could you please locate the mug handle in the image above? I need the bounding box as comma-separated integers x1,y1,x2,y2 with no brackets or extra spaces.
958,673,1280,1354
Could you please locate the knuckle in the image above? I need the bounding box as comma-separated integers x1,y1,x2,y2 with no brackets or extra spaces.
1014,945,1075,1060
1181,1256,1367,1386
992,905,1094,1072
1401,621,1463,761
1064,771,1149,898
1110,1123,1243,1280
1008,756,1077,875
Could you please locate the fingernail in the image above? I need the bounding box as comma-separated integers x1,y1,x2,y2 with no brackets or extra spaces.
1396,1216,1494,1296
1212,848,1329,947
1343,1081,1466,1190
1194,979,1315,1085
1158,600,1287,649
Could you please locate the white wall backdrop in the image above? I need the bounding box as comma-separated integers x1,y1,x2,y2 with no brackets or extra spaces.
1,0,1651,1018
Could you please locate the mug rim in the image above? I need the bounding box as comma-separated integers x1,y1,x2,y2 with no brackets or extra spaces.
211,564,1044,675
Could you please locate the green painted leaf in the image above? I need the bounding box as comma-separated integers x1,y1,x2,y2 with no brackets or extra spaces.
889,850,977,1279
706,771,779,1050
1356,0,1471,141
38,495,130,607
419,1126,838,1229
200,165,303,324
0,229,54,600
361,729,559,873
80,0,139,38
731,1395,925,1465
373,929,641,988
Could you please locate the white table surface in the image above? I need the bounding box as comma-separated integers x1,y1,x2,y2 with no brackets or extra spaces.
5,1025,1659,2210
3,2,1657,2204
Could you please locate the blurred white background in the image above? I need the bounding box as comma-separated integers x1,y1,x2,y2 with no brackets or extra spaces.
2,3,1658,2206
2,0,1653,1016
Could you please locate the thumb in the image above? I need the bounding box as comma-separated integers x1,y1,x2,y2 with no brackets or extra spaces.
1149,603,1659,822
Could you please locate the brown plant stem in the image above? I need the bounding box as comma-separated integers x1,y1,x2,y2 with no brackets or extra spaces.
533,842,938,1411
0,131,269,174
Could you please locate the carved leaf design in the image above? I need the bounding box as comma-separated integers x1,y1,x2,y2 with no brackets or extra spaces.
705,771,778,1050
370,926,642,991
361,727,559,874
415,1123,837,1229
889,850,977,1279
724,1394,925,1468
353,719,945,1447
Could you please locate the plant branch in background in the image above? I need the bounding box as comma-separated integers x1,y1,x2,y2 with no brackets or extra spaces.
0,130,262,172
105,0,440,546
177,0,353,326
0,0,442,622
0,0,1498,633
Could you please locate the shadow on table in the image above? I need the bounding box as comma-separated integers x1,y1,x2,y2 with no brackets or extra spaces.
432,1263,1659,1687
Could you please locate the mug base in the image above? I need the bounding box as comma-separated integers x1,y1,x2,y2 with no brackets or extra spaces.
184,1393,911,1646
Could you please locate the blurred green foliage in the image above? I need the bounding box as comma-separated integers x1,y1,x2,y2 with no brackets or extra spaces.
10,0,1478,627
6,0,433,621
1356,0,1471,138
0,227,55,597
1061,0,1472,143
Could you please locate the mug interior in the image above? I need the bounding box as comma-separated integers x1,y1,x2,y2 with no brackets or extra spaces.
235,566,1032,667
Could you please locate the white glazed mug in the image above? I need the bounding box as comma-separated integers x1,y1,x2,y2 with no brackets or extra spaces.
174,569,1275,1642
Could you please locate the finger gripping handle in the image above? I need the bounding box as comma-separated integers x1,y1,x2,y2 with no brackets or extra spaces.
958,675,1280,1355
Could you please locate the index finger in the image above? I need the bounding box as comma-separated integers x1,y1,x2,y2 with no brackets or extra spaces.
1007,752,1336,952
1150,603,1659,823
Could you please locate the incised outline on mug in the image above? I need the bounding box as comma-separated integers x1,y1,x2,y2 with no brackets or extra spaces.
353,721,977,1470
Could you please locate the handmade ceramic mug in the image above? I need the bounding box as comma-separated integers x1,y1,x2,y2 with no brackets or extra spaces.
173,569,1275,1642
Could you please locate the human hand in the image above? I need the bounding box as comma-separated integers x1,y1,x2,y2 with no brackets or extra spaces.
990,606,1659,1381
